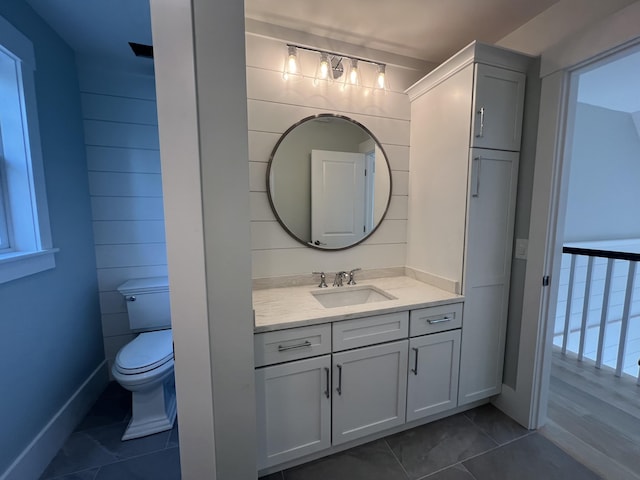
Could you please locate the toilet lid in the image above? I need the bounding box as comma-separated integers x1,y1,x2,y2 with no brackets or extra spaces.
115,329,173,374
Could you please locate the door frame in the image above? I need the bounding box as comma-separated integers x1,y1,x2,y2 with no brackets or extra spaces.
495,33,640,428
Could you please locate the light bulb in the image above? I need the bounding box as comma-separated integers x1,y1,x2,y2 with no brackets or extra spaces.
349,60,359,85
283,45,301,81
319,54,329,79
314,52,333,86
374,64,388,94
288,55,298,74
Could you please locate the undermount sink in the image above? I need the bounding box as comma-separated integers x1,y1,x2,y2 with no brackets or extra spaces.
311,285,396,308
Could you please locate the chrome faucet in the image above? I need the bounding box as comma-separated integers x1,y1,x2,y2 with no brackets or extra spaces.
347,268,361,285
333,271,348,287
312,271,328,288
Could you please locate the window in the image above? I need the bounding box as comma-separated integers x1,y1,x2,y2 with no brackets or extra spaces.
0,14,57,283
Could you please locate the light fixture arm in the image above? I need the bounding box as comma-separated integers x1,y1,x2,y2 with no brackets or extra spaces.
285,43,386,77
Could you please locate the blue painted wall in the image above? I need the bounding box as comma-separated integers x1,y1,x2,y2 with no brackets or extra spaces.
0,0,105,473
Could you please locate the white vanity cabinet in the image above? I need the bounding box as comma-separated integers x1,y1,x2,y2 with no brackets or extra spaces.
255,355,331,469
254,324,332,469
406,304,462,421
332,340,408,445
254,301,462,471
406,42,530,408
458,148,519,404
470,64,526,152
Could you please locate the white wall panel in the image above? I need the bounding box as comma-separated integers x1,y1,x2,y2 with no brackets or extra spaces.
84,120,159,150
250,192,276,221
96,265,169,292
86,146,161,174
81,93,158,125
248,99,410,146
101,313,131,337
91,196,165,221
251,221,302,250
99,291,127,315
248,131,279,162
386,195,409,220
93,220,166,245
95,244,168,269
249,161,267,192
246,67,411,121
383,145,410,171
393,171,409,196
78,65,156,100
88,171,163,197
252,243,406,278
363,219,408,245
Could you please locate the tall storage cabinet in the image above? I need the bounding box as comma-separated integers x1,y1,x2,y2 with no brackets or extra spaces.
406,42,530,407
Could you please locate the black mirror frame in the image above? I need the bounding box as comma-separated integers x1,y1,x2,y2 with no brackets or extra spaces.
266,113,393,251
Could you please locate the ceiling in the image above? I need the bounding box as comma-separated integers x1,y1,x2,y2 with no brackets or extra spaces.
22,0,640,115
26,0,561,73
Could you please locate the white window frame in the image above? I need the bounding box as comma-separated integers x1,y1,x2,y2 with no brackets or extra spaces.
0,14,57,283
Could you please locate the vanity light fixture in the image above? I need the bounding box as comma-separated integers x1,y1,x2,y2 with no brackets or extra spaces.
282,45,302,81
314,52,333,85
346,58,361,87
374,64,389,94
283,43,388,93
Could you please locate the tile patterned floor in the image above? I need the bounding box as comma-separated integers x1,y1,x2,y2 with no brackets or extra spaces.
41,382,602,480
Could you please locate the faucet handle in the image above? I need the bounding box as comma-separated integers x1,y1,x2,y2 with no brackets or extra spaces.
347,268,361,285
312,271,328,288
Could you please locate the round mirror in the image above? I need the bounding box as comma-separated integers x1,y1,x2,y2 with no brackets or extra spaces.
267,114,392,250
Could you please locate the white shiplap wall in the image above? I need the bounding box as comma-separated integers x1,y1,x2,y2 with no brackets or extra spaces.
77,64,166,373
246,34,416,279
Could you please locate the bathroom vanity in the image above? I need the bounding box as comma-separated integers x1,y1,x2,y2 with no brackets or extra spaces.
253,276,463,470
253,40,530,473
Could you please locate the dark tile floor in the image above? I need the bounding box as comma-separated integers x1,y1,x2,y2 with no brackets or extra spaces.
40,382,179,480
41,383,602,480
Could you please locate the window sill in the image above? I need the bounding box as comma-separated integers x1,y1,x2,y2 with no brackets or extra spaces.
0,248,59,284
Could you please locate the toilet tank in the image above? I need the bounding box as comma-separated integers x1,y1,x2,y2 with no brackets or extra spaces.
117,276,171,331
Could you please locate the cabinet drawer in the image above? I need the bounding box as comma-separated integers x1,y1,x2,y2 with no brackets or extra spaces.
410,303,463,337
254,324,331,367
333,312,408,351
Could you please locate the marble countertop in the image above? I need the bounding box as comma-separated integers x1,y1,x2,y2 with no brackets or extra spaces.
253,276,463,333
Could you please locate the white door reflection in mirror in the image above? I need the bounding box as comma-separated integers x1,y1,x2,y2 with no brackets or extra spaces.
311,150,365,248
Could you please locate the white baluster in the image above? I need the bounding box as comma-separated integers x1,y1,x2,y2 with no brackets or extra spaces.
578,256,594,361
595,258,614,369
562,254,578,355
615,261,637,377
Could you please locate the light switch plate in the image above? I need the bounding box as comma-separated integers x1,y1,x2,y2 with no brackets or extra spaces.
515,238,528,260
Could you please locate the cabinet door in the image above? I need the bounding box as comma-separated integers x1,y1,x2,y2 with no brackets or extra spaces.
459,148,519,405
332,340,408,445
407,330,461,422
255,355,331,469
470,64,525,151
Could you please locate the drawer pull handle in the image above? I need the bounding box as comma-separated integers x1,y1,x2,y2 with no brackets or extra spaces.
336,364,343,395
277,340,312,352
324,367,330,398
476,106,485,138
411,347,419,375
427,316,450,325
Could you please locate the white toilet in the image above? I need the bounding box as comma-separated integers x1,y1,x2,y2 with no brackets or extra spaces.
112,276,176,440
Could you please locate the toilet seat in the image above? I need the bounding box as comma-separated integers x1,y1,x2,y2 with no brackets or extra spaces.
115,329,173,375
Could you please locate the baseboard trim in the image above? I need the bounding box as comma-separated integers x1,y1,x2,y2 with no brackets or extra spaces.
0,360,109,480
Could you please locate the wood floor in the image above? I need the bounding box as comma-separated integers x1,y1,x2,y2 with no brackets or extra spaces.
540,348,640,480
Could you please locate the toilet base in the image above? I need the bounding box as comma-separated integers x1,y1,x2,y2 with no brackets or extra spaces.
122,374,177,440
